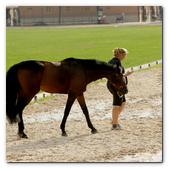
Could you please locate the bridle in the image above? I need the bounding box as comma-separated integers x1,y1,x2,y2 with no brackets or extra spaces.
115,73,127,98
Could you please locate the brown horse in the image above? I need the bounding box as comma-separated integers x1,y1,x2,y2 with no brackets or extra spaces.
6,57,127,138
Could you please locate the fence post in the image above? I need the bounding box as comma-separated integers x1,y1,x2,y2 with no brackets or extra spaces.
53,6,54,25
73,6,74,24
34,96,37,102
23,6,25,26
33,6,34,24
59,6,61,25
42,6,43,23
82,6,83,24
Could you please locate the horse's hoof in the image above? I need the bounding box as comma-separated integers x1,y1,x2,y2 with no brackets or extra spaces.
22,132,28,139
62,132,68,137
17,132,21,140
17,132,28,139
91,129,98,134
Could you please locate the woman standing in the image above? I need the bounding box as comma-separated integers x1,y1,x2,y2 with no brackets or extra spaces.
103,14,106,23
107,48,133,130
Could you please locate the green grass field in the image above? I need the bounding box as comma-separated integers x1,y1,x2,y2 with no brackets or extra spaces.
6,25,162,71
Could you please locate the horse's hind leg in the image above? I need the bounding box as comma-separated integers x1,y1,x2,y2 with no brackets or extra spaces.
60,93,77,136
17,110,28,139
17,93,35,139
77,93,98,134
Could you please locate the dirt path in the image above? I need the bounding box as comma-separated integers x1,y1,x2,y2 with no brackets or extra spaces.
6,66,162,162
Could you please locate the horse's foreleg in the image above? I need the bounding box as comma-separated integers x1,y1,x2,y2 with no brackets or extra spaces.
77,93,98,134
60,93,77,136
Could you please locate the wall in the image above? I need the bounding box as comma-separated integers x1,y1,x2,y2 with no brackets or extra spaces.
18,6,140,26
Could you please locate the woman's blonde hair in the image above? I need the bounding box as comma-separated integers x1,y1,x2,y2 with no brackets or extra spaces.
112,48,129,58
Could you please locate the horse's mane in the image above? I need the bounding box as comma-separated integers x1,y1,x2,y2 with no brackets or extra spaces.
64,57,115,71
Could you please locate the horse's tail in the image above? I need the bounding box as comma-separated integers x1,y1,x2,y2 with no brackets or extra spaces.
6,63,21,124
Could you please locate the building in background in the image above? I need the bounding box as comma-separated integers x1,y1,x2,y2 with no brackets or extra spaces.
6,6,162,26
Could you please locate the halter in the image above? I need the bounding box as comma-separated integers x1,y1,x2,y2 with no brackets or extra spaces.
115,73,126,98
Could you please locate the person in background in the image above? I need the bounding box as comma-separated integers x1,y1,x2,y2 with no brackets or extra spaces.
107,48,133,130
7,18,10,26
98,15,101,24
116,14,121,22
103,14,106,23
122,12,124,22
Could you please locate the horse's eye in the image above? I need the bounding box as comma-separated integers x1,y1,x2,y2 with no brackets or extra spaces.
116,73,119,77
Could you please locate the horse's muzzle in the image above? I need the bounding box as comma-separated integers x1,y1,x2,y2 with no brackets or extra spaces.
119,86,128,95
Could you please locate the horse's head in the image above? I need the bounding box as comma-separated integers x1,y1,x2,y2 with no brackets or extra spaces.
108,63,128,95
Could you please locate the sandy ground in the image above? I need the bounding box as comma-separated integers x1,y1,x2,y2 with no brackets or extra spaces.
6,66,162,162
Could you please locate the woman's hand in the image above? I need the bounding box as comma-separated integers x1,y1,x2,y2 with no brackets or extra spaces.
123,71,133,77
